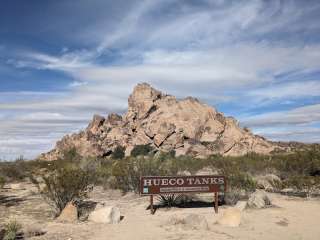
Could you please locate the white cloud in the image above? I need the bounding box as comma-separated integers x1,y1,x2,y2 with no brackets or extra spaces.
247,80,320,103
69,81,88,88
252,126,320,143
241,104,320,127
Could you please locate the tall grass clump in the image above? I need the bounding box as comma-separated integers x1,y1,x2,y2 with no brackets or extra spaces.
3,219,22,240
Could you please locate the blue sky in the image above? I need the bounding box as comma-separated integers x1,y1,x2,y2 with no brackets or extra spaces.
1,0,320,159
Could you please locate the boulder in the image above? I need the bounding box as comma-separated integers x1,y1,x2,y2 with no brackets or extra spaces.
57,202,78,223
88,206,121,224
168,214,209,230
247,190,271,209
256,174,281,192
217,208,241,227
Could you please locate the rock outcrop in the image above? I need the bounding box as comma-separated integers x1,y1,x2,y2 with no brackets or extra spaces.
40,83,278,160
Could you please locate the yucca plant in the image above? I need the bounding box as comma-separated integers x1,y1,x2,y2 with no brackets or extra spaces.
157,194,185,207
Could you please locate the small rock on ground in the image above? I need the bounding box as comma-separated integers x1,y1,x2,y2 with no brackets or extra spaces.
247,190,271,209
57,202,78,223
88,206,121,224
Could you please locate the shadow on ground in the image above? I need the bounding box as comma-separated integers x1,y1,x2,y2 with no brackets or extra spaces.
0,194,26,207
147,199,223,214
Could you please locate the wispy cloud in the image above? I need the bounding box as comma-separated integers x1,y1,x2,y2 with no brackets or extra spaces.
241,104,320,127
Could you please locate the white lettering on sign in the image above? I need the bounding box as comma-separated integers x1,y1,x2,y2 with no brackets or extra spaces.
144,179,152,186
143,177,225,187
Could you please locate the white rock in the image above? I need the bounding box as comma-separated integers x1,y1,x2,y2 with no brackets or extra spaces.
195,167,217,175
88,206,121,224
247,190,271,209
256,174,281,192
177,170,192,176
235,201,247,212
217,208,241,227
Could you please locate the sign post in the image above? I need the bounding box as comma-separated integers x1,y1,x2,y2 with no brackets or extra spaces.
214,192,219,213
139,175,226,214
150,195,154,214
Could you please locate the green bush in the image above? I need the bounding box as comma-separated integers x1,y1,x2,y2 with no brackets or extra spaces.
0,161,28,181
61,147,81,162
283,176,320,192
31,167,95,216
0,176,5,189
227,172,257,192
131,144,154,157
110,156,168,192
3,219,21,240
111,146,125,159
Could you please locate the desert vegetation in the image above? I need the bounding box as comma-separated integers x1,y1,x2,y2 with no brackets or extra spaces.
30,167,95,216
1,144,320,212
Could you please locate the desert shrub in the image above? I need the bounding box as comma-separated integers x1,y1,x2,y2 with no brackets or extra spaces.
3,219,21,240
131,144,154,157
208,155,256,192
283,176,320,192
111,146,125,159
228,172,256,192
61,147,81,162
0,161,27,181
160,155,210,175
272,150,320,178
0,176,5,189
110,156,167,192
95,162,113,189
31,167,95,216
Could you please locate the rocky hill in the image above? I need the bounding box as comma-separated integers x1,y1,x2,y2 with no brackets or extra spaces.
40,83,278,160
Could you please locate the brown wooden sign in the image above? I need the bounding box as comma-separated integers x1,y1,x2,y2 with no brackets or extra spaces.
139,175,226,214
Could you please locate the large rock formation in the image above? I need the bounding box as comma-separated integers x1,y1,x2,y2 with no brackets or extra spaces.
40,83,277,161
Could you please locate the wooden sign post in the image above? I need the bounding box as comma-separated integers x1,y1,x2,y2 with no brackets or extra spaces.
139,175,226,214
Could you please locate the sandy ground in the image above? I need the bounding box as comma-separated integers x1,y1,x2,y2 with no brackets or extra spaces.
1,182,320,240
